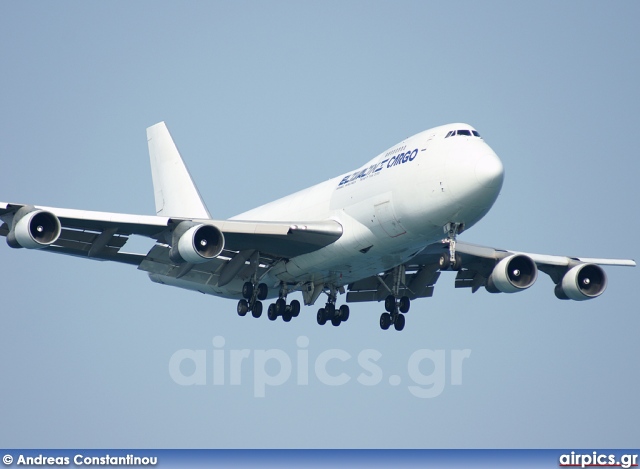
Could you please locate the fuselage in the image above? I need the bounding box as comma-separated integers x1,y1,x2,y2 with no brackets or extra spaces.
218,123,505,299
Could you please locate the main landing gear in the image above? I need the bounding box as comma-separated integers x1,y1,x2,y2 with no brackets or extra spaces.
378,265,411,332
265,284,301,322
316,286,349,327
237,281,269,318
267,298,301,322
379,294,410,331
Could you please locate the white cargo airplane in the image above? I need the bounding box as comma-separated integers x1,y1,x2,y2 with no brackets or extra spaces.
1,122,635,331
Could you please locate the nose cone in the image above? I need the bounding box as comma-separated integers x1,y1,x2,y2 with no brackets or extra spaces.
475,153,504,189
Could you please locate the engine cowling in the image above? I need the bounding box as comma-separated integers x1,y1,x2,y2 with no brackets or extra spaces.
169,222,224,264
6,208,61,249
554,263,607,301
486,254,538,293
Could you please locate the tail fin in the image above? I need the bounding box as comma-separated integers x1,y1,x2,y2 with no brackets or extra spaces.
146,122,211,219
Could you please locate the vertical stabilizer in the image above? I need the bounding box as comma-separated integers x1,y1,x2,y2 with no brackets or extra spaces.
146,122,211,219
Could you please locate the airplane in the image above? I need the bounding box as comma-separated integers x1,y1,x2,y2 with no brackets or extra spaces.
1,122,635,331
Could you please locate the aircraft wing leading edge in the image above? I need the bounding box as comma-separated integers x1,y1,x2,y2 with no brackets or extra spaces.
0,202,343,266
346,240,635,303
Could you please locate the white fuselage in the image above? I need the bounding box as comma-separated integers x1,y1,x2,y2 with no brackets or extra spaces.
215,123,504,299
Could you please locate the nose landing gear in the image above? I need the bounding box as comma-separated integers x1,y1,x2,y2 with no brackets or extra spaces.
439,222,464,271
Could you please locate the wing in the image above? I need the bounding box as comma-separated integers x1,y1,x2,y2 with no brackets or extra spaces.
0,201,342,269
346,239,635,303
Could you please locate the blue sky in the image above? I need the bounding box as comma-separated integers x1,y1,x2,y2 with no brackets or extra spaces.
0,1,638,448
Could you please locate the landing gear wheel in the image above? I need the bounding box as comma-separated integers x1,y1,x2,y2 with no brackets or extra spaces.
380,312,391,330
451,253,462,271
331,316,341,327
399,296,411,314
394,313,405,331
242,282,254,299
339,304,350,322
439,252,462,270
252,300,263,318
384,295,396,313
267,303,277,321
237,299,248,316
275,298,287,315
439,252,451,270
282,306,293,322
317,308,326,325
257,283,268,301
290,299,301,317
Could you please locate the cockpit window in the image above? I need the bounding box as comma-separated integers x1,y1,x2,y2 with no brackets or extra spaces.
445,129,482,138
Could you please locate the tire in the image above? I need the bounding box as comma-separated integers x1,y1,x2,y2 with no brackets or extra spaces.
257,283,268,301
242,282,254,299
394,313,405,331
331,316,341,327
399,296,410,314
384,295,395,313
317,308,327,326
237,299,248,316
252,300,263,318
451,253,463,271
290,299,301,317
380,312,391,330
282,306,292,322
267,303,277,321
275,298,286,315
439,252,451,270
339,304,350,322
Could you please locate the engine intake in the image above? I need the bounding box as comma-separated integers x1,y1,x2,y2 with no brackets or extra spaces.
169,222,224,264
554,263,607,301
7,208,61,249
486,254,538,294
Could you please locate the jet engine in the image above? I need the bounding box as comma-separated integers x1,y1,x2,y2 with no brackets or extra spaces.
486,254,538,293
554,263,607,301
6,207,61,249
169,222,224,264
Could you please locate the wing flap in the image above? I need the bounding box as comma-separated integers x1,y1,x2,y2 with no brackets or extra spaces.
138,245,260,290
346,269,440,303
42,245,145,265
346,286,435,303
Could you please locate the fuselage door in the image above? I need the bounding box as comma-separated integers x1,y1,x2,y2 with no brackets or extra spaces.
374,200,406,238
